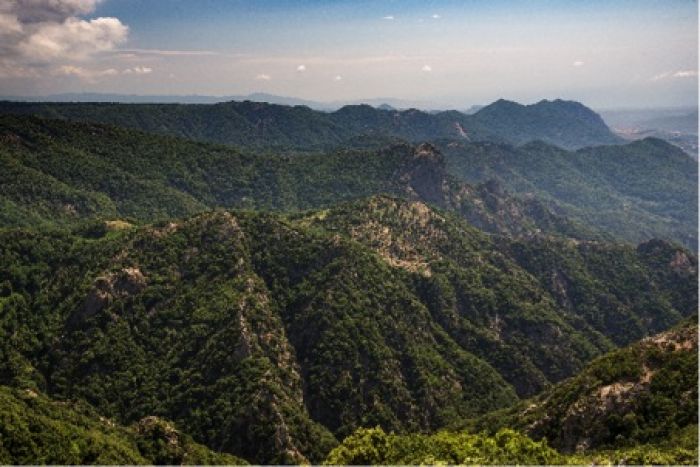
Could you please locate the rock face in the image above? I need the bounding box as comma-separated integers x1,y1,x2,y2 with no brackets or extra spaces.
70,267,148,328
402,143,447,204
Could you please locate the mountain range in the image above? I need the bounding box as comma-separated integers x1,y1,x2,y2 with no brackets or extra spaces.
0,98,621,150
1,196,695,463
0,96,696,465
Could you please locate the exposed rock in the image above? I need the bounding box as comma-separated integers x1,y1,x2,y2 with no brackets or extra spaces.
71,267,147,327
670,250,695,275
136,416,181,447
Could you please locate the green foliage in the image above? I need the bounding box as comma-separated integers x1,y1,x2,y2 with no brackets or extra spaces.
325,427,563,465
0,196,695,463
570,425,699,465
0,385,245,465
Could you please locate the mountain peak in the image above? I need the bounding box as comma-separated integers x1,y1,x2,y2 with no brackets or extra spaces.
471,98,621,149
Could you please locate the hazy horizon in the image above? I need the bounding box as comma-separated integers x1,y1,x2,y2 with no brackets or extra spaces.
0,0,697,109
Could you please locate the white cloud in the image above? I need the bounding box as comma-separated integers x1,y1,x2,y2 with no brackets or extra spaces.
7,0,103,23
673,70,698,78
421,64,432,72
431,14,441,19
334,75,342,81
116,48,220,57
651,70,697,82
123,66,152,75
296,64,306,72
256,73,271,80
651,71,670,82
0,0,128,81
573,60,584,67
383,15,395,20
17,17,128,62
0,13,23,34
54,64,117,80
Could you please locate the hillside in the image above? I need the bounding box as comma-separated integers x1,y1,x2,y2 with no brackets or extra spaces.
0,385,245,465
0,98,620,150
326,321,698,465
0,115,596,241
469,321,698,463
1,197,695,463
442,138,698,249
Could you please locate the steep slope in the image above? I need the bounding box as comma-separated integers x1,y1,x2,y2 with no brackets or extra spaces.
295,197,696,392
499,237,697,346
1,198,695,462
0,115,596,241
442,137,698,250
0,385,246,465
0,211,515,463
0,98,619,150
325,322,698,465
471,321,698,461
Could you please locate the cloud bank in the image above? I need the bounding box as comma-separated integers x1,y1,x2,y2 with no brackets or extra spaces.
0,0,128,78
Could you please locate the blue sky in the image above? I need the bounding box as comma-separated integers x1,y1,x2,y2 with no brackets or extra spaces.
0,0,697,108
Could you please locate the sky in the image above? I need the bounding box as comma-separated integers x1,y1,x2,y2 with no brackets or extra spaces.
0,0,697,108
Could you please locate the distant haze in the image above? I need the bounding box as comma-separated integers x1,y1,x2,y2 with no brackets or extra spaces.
0,0,697,109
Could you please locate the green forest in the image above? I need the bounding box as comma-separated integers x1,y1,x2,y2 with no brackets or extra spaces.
0,98,697,465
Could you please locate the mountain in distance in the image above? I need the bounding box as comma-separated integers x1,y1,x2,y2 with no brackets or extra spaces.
441,137,698,250
0,92,327,107
0,92,440,112
600,107,698,134
0,114,599,242
464,104,486,114
1,194,695,463
470,98,622,148
2,113,692,249
0,101,696,465
0,97,622,150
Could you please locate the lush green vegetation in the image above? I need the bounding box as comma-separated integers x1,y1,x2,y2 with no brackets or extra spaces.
0,385,245,465
0,101,696,464
329,321,698,465
324,427,563,465
0,115,596,242
0,98,619,150
469,321,698,459
0,196,695,463
443,137,698,249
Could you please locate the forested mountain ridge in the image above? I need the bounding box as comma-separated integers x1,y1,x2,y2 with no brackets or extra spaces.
0,115,597,241
2,109,691,251
442,137,698,250
327,321,698,465
0,102,695,465
470,99,621,148
0,97,620,151
1,197,695,463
